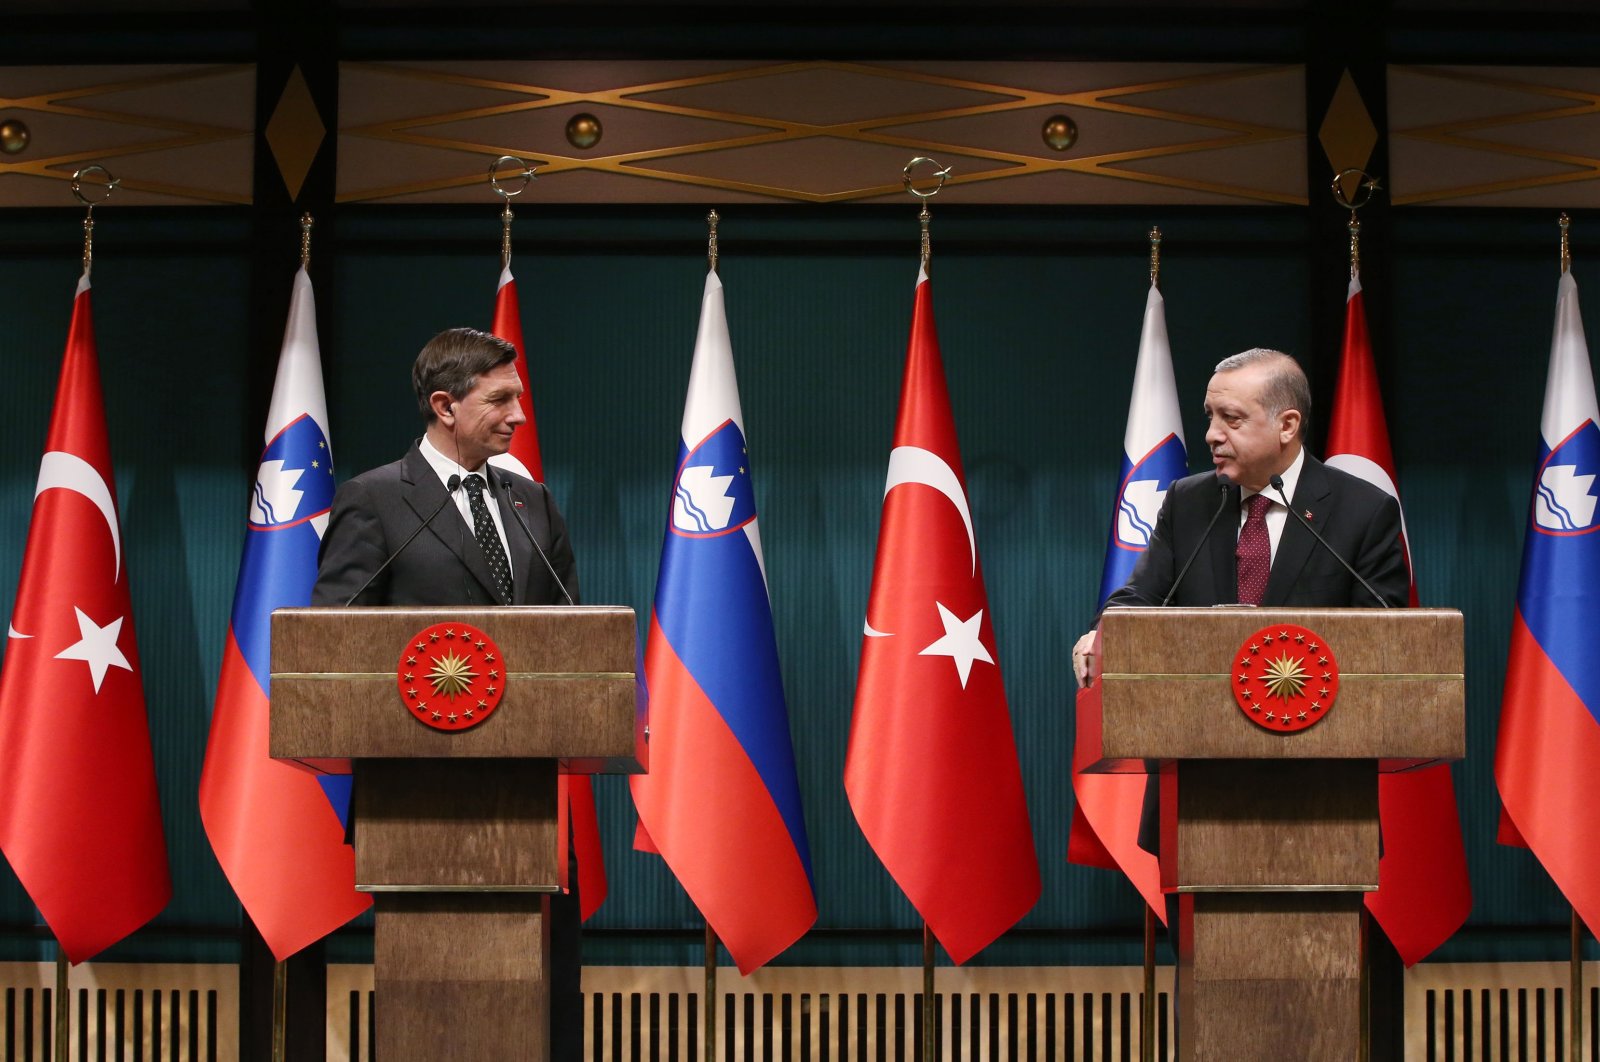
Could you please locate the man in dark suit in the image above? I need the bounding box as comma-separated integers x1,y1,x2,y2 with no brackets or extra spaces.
312,327,582,1060
1073,347,1407,684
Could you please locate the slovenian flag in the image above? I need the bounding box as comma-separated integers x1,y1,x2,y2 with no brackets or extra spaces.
1067,278,1182,919
1495,267,1600,934
199,267,370,960
630,268,816,973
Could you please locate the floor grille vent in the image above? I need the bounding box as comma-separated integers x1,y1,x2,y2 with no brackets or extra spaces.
331,965,1176,1062
0,963,236,1062
1405,961,1600,1061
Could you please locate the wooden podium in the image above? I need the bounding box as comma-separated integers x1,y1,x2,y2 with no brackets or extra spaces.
269,606,641,1062
1083,606,1464,1061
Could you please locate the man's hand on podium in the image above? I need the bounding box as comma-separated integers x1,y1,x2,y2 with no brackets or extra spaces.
1072,629,1097,689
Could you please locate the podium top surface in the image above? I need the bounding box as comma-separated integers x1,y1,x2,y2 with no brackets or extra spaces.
1088,606,1464,770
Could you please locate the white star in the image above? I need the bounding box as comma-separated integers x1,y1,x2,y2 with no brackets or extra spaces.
54,607,133,693
918,602,994,688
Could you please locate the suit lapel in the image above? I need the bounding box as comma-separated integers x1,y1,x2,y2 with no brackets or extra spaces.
1208,481,1241,605
1263,456,1331,606
400,445,503,603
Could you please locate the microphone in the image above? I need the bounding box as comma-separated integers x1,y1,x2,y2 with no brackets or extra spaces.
343,474,461,606
1162,476,1231,607
1269,474,1390,608
499,473,576,606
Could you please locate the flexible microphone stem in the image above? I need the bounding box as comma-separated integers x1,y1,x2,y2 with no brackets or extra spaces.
500,474,576,606
1162,478,1231,607
343,474,461,606
1269,474,1390,608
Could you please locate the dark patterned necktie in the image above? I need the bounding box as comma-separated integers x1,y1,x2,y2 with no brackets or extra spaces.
1236,492,1273,605
464,474,514,605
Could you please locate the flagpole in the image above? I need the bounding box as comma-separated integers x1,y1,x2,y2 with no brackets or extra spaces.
1139,225,1162,1062
489,155,536,275
54,165,124,1062
54,950,67,1062
704,922,718,1062
922,924,936,1062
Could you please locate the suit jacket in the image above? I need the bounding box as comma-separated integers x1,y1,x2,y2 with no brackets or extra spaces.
1105,454,1408,610
312,442,579,608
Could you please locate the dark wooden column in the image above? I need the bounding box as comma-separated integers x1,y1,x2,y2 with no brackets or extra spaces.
243,4,341,1061
1303,7,1403,1060
1303,0,1395,457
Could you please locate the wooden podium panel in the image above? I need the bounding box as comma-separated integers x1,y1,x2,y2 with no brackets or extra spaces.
1085,606,1465,1061
270,606,638,1062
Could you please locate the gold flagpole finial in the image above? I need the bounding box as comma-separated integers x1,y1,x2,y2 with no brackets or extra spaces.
903,156,951,274
707,209,720,273
299,213,314,270
1348,212,1362,279
1149,226,1163,288
488,155,537,270
1560,212,1572,275
70,164,119,277
1331,168,1381,279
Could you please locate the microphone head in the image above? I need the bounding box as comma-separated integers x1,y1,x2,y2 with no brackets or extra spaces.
1216,473,1232,490
1269,473,1286,491
447,473,461,492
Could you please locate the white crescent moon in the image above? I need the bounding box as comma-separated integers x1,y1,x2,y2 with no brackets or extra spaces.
35,451,121,580
883,445,976,575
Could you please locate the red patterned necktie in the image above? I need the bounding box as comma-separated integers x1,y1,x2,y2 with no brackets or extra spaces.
1236,492,1272,605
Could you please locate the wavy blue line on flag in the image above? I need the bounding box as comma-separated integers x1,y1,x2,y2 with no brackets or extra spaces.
1097,433,1187,607
227,411,347,820
653,420,813,881
1519,419,1600,724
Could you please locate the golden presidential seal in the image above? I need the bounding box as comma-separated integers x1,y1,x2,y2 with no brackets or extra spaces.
1231,624,1339,733
397,623,505,731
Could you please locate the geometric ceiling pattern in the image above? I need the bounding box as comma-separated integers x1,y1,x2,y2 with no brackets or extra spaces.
0,64,254,207
1390,65,1600,207
337,60,1309,206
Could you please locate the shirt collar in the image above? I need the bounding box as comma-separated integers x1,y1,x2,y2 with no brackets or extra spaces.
1242,445,1306,508
419,435,490,491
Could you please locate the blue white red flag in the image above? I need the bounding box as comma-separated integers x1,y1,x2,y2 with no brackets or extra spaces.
198,267,370,961
630,269,816,973
1495,267,1600,933
1068,280,1181,920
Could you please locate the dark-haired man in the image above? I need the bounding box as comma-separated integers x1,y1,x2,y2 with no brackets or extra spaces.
313,326,582,1060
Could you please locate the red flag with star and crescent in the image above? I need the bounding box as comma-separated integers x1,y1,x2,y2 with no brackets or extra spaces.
0,275,171,963
488,263,608,920
1325,273,1471,965
845,270,1040,965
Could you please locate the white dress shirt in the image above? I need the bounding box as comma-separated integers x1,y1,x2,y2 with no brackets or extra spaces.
1236,446,1306,564
419,435,514,577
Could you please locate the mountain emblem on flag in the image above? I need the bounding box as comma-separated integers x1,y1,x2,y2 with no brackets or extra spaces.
1114,434,1187,550
1534,420,1600,536
248,414,334,532
671,419,756,538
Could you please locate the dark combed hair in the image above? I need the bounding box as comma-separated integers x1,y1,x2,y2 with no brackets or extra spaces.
411,327,518,422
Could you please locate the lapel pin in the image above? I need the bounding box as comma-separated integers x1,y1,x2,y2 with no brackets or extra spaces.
1303,510,1314,521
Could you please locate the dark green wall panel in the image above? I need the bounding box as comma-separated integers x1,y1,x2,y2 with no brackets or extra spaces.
1,205,1593,968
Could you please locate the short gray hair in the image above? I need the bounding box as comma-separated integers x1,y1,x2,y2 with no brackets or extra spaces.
1213,347,1310,438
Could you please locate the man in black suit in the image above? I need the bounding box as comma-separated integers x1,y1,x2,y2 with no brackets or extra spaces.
1073,347,1407,684
312,327,582,1061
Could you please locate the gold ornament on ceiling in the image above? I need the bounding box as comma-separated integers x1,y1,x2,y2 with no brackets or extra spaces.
1041,114,1078,152
0,118,29,156
1318,69,1378,204
265,65,327,202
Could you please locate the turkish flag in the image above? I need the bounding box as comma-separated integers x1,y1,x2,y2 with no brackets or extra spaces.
1326,275,1471,966
0,276,171,963
489,265,607,920
846,272,1040,965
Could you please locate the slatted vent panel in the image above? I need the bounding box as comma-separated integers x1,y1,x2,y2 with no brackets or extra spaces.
1405,961,1600,1062
0,963,236,1062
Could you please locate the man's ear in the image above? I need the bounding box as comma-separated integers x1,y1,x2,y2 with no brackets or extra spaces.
1279,408,1302,442
428,390,455,423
